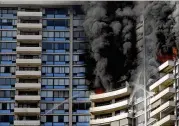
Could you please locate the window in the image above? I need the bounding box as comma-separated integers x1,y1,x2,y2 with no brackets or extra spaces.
55,8,68,15
1,55,16,61
42,67,52,73
44,19,69,27
46,115,53,122
73,43,87,50
2,31,16,37
55,31,69,37
73,79,85,85
0,115,14,122
0,103,14,110
0,19,17,28
72,91,89,98
0,78,15,85
54,20,69,27
54,67,69,74
47,91,53,97
54,79,69,85
54,91,69,98
78,116,90,122
0,42,16,49
0,91,14,98
54,43,69,50
53,116,58,122
42,43,69,50
0,66,15,73
73,103,90,112
74,31,85,38
41,91,68,98
64,116,69,122
73,20,84,27
42,55,53,61
42,79,53,85
73,55,85,62
73,67,85,74
40,103,46,110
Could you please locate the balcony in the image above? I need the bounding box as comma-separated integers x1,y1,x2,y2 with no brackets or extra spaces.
16,47,41,54
158,60,174,73
17,23,42,31
90,87,131,102
15,83,41,90
90,100,129,114
16,71,41,78
149,74,174,92
90,113,132,125
17,35,42,43
16,59,41,66
15,95,40,102
17,11,42,19
150,87,175,104
150,101,175,118
14,108,40,115
14,120,40,126
152,115,175,126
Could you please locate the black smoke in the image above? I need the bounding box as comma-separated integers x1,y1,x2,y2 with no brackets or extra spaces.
83,2,138,90
144,1,176,84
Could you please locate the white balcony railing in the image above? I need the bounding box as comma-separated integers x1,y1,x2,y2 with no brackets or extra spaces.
90,87,131,102
17,23,42,30
16,71,41,78
90,99,129,114
15,83,41,90
17,11,42,18
14,120,40,126
15,95,41,101
16,47,41,54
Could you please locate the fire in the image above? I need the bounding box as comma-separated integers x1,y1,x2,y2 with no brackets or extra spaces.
95,88,105,94
157,47,177,63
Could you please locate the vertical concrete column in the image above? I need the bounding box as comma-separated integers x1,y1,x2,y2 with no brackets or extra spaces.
69,7,73,126
38,78,41,83
91,101,95,107
17,42,20,47
175,59,179,126
111,121,120,126
112,99,115,116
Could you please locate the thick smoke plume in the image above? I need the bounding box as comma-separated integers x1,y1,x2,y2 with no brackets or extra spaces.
83,2,137,90
173,2,179,52
83,1,176,91
143,1,175,84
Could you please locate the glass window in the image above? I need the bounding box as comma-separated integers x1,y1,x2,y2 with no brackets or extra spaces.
48,32,54,37
64,116,69,122
78,116,90,122
53,116,58,122
41,103,46,110
47,20,54,26
41,91,46,97
48,79,53,85
47,91,53,97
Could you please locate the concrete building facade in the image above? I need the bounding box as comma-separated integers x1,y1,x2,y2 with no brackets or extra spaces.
0,1,90,126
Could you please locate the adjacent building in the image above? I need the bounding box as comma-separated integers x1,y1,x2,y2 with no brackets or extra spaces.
0,0,90,126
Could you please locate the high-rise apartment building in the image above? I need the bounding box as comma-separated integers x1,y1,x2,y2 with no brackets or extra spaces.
0,1,90,126
88,2,179,126
0,1,179,126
